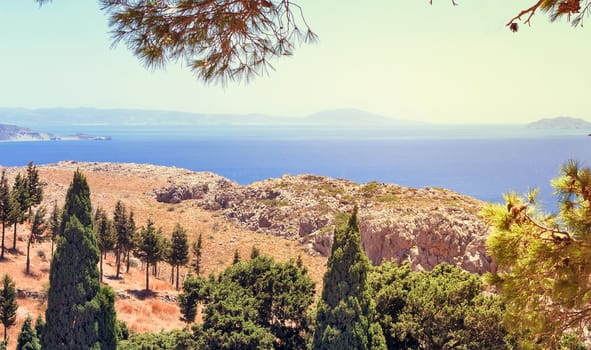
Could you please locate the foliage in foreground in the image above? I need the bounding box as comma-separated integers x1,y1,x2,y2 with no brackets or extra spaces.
484,160,591,348
179,254,315,349
371,262,514,349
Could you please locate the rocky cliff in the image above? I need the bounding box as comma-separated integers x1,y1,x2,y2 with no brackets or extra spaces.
154,171,492,273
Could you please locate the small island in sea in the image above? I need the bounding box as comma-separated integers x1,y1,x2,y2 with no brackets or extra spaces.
526,116,591,129
0,123,111,141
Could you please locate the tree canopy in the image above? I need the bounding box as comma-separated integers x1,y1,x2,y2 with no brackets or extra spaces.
179,254,315,349
483,160,591,348
34,0,586,84
370,262,514,349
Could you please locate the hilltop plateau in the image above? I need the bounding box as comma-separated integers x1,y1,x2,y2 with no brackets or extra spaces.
0,161,491,348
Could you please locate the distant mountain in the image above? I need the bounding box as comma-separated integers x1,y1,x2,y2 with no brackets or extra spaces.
526,116,591,129
0,123,110,141
0,107,421,129
304,108,421,126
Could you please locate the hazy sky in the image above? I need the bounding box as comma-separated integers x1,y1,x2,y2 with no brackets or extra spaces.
0,1,589,124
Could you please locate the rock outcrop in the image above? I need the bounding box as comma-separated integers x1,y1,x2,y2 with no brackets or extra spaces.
154,172,492,274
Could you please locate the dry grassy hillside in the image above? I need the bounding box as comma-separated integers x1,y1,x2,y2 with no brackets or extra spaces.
0,161,327,349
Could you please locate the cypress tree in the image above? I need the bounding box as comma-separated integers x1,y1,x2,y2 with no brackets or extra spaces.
42,170,117,349
0,274,17,342
16,315,41,350
312,207,386,350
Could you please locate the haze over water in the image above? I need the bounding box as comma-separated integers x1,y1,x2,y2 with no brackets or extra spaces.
1,123,589,210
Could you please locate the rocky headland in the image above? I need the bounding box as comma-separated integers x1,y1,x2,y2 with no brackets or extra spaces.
152,165,492,273
3,161,492,274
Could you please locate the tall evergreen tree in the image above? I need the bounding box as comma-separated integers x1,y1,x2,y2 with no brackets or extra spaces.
26,207,46,274
135,218,165,291
48,202,61,257
0,274,17,342
312,207,386,350
232,249,241,265
0,171,10,259
42,170,117,350
95,207,115,282
124,210,136,273
9,174,28,251
16,315,41,350
34,315,44,341
24,162,43,219
112,200,129,279
168,224,189,290
192,233,203,276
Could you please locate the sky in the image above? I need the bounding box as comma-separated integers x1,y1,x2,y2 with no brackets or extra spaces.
0,1,590,124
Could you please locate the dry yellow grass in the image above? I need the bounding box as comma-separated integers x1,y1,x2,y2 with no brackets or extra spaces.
0,164,327,349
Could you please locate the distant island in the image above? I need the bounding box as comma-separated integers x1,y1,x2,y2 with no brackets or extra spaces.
526,116,591,129
0,123,111,141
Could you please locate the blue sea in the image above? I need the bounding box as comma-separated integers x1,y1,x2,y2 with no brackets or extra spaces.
0,125,589,209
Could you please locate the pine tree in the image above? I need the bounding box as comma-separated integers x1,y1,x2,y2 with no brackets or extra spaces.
113,201,130,279
483,160,591,347
42,170,117,349
95,207,115,282
48,202,61,257
9,174,28,251
178,276,207,325
169,224,189,290
0,274,17,342
0,172,10,259
124,210,136,273
312,207,386,350
26,207,46,274
192,233,203,276
24,162,43,219
34,315,44,341
232,249,241,265
16,315,41,350
250,245,260,259
135,218,165,291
